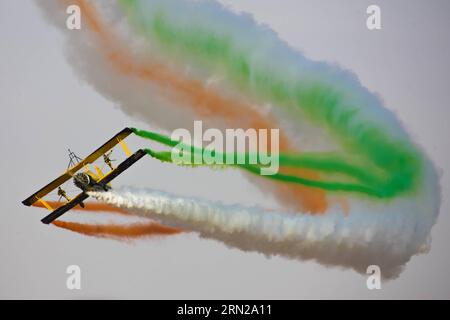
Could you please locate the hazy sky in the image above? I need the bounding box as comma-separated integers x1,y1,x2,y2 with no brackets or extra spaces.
1,0,450,299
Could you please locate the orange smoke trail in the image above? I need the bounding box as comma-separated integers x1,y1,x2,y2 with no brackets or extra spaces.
33,201,130,216
34,201,184,239
52,220,182,239
68,0,328,213
71,0,286,135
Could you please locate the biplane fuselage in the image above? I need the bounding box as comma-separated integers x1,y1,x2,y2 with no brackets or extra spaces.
22,127,145,224
73,172,111,192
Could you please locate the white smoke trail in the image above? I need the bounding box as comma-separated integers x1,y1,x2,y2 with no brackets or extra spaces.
90,181,438,279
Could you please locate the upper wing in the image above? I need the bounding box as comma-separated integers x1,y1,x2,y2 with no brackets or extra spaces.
22,127,133,206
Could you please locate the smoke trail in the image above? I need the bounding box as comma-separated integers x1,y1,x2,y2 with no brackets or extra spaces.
35,0,328,213
52,220,182,240
132,128,400,198
90,187,433,279
35,0,441,276
33,201,130,216
33,201,185,239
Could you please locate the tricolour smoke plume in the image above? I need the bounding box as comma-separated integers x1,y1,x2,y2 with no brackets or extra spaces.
90,186,434,279
35,0,441,277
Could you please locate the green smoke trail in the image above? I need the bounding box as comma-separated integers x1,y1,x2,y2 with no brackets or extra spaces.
133,128,404,198
121,0,424,199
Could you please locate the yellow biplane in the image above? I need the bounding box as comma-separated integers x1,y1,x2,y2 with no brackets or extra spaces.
22,127,145,224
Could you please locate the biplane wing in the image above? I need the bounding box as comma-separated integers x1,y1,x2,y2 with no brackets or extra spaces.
40,192,90,224
22,127,146,224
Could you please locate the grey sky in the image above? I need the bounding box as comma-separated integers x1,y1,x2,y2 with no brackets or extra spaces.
1,0,450,299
